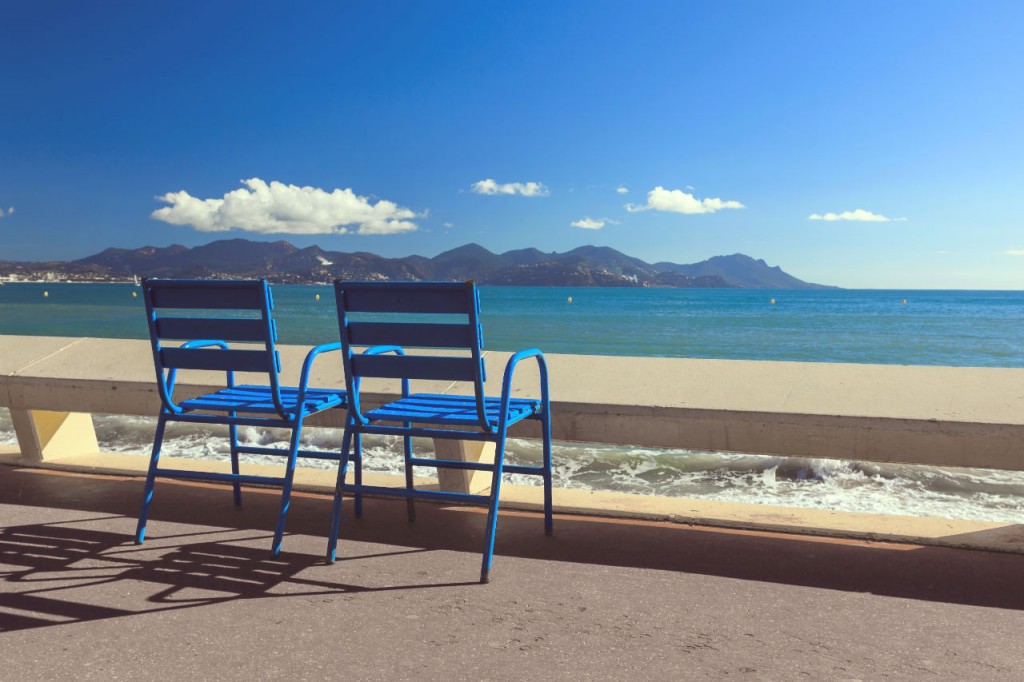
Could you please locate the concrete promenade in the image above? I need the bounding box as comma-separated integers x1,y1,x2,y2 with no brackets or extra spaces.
3,465,1024,680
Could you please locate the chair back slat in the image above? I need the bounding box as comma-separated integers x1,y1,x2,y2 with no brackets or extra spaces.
155,317,269,342
347,321,474,349
160,348,275,373
148,282,268,310
351,354,477,382
341,283,472,314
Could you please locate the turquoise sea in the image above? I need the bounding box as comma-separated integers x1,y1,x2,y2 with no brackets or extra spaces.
1,282,1023,522
1,282,1022,366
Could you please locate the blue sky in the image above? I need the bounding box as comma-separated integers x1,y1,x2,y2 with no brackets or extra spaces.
2,1,1022,288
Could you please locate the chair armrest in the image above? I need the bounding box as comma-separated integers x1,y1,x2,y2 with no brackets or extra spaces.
163,340,233,411
294,342,344,407
498,348,549,428
362,345,405,356
180,340,231,350
351,346,409,412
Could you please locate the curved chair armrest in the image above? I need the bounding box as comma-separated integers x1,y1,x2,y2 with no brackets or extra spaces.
180,340,231,350
498,348,549,430
294,342,344,409
347,346,409,420
362,345,405,357
162,340,233,413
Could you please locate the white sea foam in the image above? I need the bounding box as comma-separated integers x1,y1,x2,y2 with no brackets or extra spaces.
3,408,1024,523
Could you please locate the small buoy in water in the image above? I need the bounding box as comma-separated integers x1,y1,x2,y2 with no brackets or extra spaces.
132,291,137,298
769,298,775,305
902,299,907,305
315,293,320,301
43,291,48,298
567,296,573,303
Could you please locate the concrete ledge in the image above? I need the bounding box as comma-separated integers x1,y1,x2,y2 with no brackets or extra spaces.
2,335,1023,469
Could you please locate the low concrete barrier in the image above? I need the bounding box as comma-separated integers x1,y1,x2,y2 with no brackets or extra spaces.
2,334,1023,470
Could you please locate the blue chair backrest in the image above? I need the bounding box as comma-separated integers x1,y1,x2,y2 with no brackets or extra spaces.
334,280,491,429
142,278,287,417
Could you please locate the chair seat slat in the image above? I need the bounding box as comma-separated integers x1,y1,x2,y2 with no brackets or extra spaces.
179,385,345,414
160,347,271,372
348,321,474,349
156,317,266,342
366,393,539,426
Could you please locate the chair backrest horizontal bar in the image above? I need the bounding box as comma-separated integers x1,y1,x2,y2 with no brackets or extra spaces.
155,317,268,342
147,281,267,310
160,348,274,373
351,354,477,381
339,282,474,314
347,321,475,349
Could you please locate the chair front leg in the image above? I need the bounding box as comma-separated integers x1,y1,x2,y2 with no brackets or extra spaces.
135,411,169,544
271,417,304,557
541,404,553,536
479,433,508,584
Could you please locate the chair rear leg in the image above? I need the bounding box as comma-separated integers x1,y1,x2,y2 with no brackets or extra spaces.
229,419,242,507
353,431,363,519
402,430,415,522
327,427,354,563
479,435,507,584
271,419,304,557
135,412,169,544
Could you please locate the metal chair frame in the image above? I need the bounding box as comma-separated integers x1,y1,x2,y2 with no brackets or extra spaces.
136,278,346,555
328,280,552,582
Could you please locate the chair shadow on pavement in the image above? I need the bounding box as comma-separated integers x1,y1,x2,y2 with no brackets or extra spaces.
2,465,1024,634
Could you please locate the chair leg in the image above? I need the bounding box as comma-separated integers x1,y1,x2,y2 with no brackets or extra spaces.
353,432,363,520
229,418,242,507
479,434,507,584
327,427,354,564
541,407,553,536
402,430,415,523
135,412,168,544
271,419,304,557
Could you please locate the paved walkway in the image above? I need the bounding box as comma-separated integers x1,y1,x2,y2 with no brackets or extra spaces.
2,465,1023,680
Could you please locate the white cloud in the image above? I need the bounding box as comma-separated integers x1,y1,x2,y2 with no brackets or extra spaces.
151,178,418,235
571,217,605,230
616,186,628,195
0,206,13,217
443,222,454,229
1006,249,1024,256
471,178,549,197
808,209,900,222
625,186,744,214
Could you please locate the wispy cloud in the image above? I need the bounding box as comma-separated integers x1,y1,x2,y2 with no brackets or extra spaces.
1006,249,1024,256
616,186,628,195
443,222,454,229
571,217,609,230
808,209,903,222
471,178,549,197
151,178,418,235
0,206,14,218
625,186,744,214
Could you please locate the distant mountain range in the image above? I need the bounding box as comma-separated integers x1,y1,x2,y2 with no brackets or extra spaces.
0,239,835,289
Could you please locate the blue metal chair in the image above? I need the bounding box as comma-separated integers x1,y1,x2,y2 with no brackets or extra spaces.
136,278,346,555
328,280,552,583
